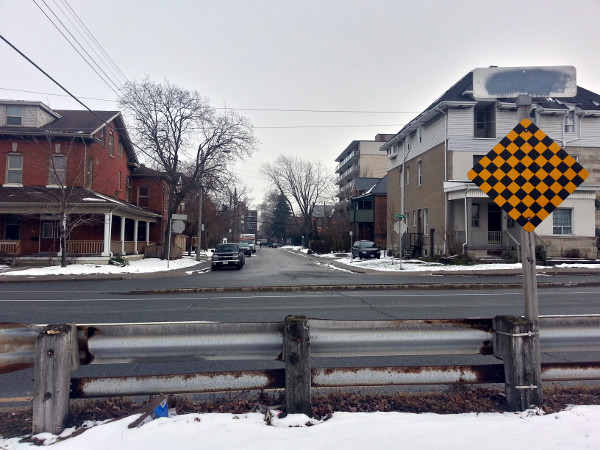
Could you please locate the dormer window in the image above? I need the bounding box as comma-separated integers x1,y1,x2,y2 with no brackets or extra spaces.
6,106,22,126
474,102,496,138
564,110,575,133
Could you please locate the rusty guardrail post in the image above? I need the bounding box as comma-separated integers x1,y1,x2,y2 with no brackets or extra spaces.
32,323,79,434
493,315,542,411
283,315,311,417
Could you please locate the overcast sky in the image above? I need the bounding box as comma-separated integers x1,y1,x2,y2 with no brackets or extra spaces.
2,0,600,206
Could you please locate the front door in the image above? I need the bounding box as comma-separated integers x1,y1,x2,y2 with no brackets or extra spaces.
40,221,59,254
487,204,502,244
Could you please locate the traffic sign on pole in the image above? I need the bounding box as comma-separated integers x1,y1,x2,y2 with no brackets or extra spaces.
468,118,588,232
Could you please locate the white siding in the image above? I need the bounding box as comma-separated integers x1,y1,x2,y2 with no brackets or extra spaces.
535,193,596,237
447,108,473,137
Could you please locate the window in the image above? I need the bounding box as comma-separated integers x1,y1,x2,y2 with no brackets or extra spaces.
4,214,19,240
405,166,410,185
42,222,54,239
474,102,496,138
417,161,423,186
423,208,429,236
553,209,572,235
356,200,372,210
118,171,122,190
6,106,23,126
473,155,484,167
6,153,23,184
412,210,416,227
564,110,575,133
138,186,149,208
48,154,66,186
108,132,114,156
118,142,123,158
85,157,94,189
471,203,480,227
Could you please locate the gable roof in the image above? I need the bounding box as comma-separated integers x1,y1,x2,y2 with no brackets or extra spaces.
0,106,139,165
382,69,600,149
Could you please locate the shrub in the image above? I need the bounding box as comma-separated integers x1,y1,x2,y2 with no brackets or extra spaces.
309,240,331,254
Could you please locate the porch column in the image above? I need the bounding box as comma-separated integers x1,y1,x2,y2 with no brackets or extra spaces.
146,221,150,244
102,212,112,257
120,216,126,255
133,220,139,254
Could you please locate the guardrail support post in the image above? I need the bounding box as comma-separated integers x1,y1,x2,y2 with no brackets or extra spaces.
284,315,312,417
493,315,542,411
32,323,79,434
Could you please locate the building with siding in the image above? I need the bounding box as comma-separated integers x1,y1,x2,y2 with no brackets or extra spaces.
335,134,392,201
350,175,388,248
0,100,167,261
381,70,600,260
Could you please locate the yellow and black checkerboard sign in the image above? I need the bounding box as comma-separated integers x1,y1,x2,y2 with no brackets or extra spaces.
468,118,588,232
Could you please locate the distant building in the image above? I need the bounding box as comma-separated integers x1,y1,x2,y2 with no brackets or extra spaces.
243,209,258,234
335,134,392,202
350,175,388,248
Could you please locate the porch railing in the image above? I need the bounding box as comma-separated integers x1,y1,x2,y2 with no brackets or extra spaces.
461,230,505,248
0,240,19,255
66,240,153,256
67,240,104,255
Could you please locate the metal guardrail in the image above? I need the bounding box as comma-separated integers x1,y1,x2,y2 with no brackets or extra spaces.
3,315,600,434
2,316,600,374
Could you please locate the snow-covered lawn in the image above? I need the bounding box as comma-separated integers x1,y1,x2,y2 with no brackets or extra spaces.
2,248,600,277
1,406,599,449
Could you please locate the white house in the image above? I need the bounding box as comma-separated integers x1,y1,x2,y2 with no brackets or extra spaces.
381,69,600,261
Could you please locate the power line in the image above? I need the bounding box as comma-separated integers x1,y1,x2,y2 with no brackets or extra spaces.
253,124,404,129
227,107,421,114
57,0,129,84
0,33,104,116
32,0,123,96
0,87,117,103
0,87,418,116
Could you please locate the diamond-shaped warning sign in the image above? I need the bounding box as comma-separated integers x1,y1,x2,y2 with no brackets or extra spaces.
468,118,588,232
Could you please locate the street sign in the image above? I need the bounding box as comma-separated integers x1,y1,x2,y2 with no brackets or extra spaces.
468,118,588,232
394,214,406,220
473,66,577,99
172,214,188,220
171,220,185,234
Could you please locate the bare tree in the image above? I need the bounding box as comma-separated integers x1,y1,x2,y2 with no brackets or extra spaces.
119,77,257,255
261,155,331,240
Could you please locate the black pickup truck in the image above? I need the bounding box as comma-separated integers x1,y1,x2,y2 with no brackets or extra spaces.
211,243,245,270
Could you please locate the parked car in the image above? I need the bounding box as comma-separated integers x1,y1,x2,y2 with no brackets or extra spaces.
269,242,279,248
237,241,252,257
352,240,380,259
211,243,245,270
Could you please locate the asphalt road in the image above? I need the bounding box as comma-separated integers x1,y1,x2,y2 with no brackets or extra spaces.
2,247,600,403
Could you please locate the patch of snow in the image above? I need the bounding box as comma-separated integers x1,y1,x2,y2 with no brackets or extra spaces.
1,406,599,449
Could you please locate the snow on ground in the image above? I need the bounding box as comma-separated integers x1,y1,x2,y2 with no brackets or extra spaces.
0,255,205,277
1,248,599,447
1,247,600,277
1,406,599,449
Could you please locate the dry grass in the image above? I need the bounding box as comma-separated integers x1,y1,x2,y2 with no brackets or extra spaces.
1,385,599,439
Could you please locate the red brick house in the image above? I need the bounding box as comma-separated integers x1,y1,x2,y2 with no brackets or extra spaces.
350,175,388,248
0,100,167,261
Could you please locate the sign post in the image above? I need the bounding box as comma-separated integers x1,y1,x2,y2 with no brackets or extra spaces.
468,66,588,409
394,214,406,269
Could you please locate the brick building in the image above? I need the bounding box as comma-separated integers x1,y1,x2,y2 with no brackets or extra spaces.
0,100,167,261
